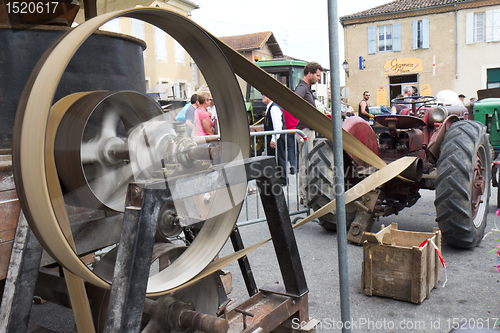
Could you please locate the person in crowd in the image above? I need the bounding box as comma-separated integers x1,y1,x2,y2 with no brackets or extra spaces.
262,95,287,186
295,61,324,204
283,108,298,175
402,86,414,107
207,96,219,135
194,91,215,136
358,91,374,121
458,94,466,106
391,94,407,115
411,86,418,96
185,94,199,136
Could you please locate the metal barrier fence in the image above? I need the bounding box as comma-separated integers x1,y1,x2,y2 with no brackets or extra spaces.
237,129,310,227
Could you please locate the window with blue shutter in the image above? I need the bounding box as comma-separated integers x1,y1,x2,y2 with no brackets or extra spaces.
378,25,393,52
412,20,418,49
368,26,376,54
412,19,430,49
422,19,430,48
393,23,401,51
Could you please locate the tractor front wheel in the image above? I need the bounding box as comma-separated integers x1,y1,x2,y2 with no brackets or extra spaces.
435,120,490,248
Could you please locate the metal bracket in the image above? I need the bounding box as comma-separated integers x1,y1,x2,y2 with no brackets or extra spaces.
104,184,159,332
347,190,381,245
0,156,309,332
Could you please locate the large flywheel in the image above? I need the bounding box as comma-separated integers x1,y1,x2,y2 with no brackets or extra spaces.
12,8,249,294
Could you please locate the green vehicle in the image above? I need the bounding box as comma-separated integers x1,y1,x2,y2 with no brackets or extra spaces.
473,95,500,207
246,59,307,124
245,59,307,155
473,98,500,156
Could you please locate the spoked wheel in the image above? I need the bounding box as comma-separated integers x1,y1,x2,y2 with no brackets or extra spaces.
390,95,437,115
435,120,490,248
55,90,165,211
12,8,249,297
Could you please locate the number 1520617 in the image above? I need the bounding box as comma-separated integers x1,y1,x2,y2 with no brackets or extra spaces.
5,2,59,14
446,318,499,330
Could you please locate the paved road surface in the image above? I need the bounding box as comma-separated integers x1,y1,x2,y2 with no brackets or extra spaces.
28,178,500,332
226,185,500,333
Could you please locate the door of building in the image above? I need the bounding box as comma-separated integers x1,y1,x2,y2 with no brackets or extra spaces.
389,74,419,104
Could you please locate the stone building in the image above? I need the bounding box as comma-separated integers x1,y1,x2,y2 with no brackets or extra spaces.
217,31,284,96
219,31,330,105
80,0,200,101
340,0,500,108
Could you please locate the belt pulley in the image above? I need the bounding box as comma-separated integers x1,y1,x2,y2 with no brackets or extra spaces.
13,8,249,294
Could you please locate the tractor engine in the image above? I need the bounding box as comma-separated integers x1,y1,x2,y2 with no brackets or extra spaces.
378,129,424,155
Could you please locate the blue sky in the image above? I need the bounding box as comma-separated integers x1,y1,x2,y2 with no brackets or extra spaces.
190,0,392,84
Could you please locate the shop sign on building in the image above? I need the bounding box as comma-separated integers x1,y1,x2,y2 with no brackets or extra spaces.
384,58,423,75
420,83,432,96
377,87,388,106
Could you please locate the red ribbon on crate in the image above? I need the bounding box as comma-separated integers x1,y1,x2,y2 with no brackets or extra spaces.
419,238,448,287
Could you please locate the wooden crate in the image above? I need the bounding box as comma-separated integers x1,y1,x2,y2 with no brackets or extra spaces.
361,223,442,304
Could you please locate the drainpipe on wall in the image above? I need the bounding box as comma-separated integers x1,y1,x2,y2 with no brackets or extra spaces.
455,2,458,79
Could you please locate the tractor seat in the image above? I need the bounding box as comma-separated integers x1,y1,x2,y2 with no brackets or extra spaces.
374,114,426,130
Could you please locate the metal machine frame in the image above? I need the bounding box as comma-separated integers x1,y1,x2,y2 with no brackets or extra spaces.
1,156,312,332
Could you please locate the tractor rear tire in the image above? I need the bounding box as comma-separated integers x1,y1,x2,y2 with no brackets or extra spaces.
306,139,356,231
435,120,490,248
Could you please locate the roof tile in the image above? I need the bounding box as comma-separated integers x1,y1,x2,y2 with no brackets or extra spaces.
219,31,273,51
219,31,284,58
340,0,474,20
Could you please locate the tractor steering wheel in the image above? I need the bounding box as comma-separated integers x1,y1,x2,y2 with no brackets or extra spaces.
391,95,437,116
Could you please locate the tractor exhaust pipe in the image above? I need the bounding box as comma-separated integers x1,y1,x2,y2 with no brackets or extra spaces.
400,158,423,182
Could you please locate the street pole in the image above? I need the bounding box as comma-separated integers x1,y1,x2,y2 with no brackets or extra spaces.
327,1,351,332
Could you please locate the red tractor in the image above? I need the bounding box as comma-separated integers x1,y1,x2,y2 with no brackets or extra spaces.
307,96,491,248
